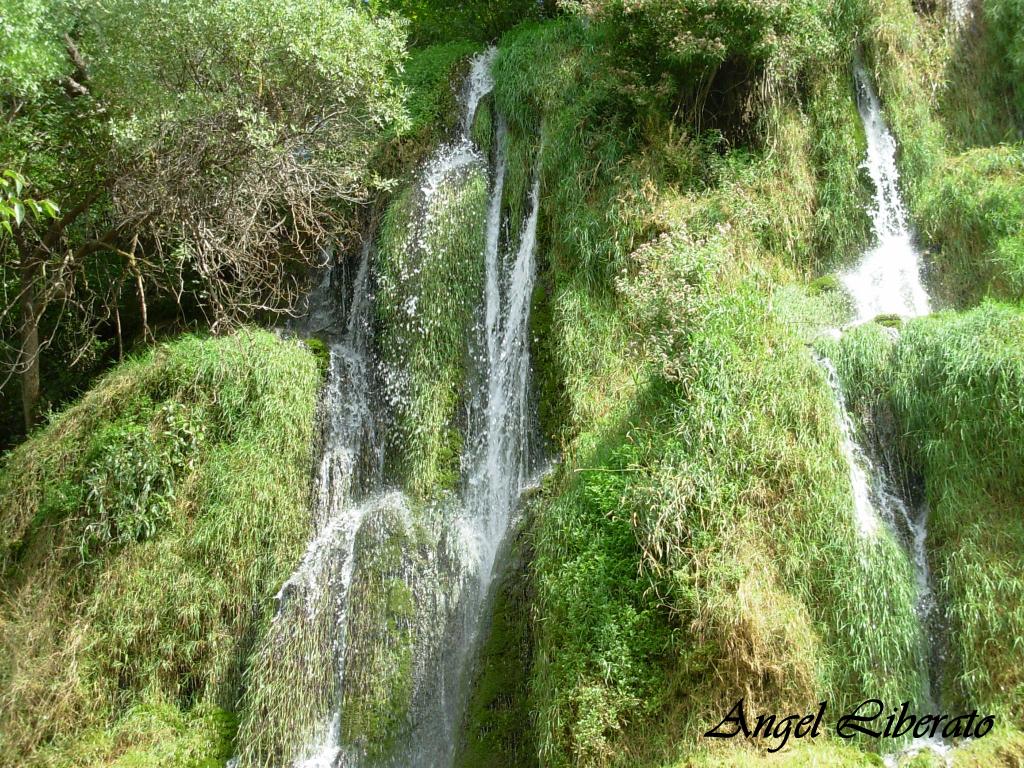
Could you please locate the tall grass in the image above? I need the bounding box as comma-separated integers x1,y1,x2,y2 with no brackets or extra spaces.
478,17,938,765
823,304,1024,718
0,330,320,766
917,145,1024,307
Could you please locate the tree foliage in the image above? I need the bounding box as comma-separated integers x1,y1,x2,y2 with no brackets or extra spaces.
0,0,408,431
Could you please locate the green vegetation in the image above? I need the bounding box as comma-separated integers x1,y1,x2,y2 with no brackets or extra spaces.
375,164,488,500
339,501,421,762
3,0,1024,766
337,495,468,764
370,0,545,46
917,146,1024,307
0,331,320,765
482,13,938,766
1,0,407,437
822,304,1024,718
386,41,484,170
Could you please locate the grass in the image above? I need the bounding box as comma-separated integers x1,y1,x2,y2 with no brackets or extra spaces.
0,330,320,766
28,703,235,768
821,304,1024,718
916,144,1024,307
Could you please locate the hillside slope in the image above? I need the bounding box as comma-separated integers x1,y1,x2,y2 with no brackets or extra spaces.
0,331,321,767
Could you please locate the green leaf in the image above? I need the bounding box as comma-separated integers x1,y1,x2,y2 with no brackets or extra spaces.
4,170,25,196
13,201,25,225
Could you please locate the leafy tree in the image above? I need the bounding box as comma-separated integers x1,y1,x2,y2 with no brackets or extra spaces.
0,171,58,234
1,0,408,432
370,0,549,44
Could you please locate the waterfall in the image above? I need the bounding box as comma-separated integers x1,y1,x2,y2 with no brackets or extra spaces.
399,63,541,768
821,65,947,764
840,65,931,324
237,48,539,768
949,0,972,29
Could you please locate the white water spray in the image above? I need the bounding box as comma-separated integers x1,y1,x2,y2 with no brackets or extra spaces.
841,65,931,325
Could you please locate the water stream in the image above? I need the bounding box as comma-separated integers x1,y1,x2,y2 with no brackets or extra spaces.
821,63,948,765
239,48,539,768
398,55,541,768
840,65,931,323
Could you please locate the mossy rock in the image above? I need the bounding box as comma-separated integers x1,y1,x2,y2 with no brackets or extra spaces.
375,156,489,501
873,313,904,329
304,337,331,378
340,494,470,764
471,92,494,155
810,275,843,294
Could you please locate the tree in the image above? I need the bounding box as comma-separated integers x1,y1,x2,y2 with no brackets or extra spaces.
1,0,408,433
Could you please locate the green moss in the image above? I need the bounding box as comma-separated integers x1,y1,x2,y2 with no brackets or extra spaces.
809,275,843,295
0,331,319,764
873,313,904,328
375,160,488,501
304,337,331,377
470,92,494,156
335,495,470,765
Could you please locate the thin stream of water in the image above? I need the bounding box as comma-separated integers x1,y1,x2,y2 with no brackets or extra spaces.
821,64,949,766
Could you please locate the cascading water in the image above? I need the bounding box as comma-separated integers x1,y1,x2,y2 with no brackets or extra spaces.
238,48,539,768
396,60,542,768
841,65,931,324
820,64,948,765
949,0,972,29
232,241,387,768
